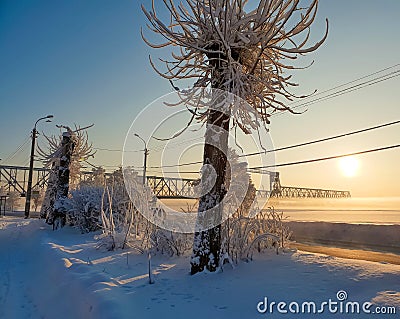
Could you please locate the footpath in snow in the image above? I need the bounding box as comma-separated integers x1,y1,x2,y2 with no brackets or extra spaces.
0,217,399,319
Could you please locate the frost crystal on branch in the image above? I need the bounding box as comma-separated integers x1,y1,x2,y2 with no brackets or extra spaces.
38,124,96,190
142,0,328,131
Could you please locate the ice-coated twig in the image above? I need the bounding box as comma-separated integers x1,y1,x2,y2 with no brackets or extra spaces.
142,0,328,131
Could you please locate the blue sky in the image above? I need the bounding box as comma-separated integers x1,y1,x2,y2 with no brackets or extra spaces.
1,0,399,196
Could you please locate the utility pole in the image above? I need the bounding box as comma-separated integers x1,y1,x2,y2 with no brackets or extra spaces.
24,115,53,219
134,133,148,185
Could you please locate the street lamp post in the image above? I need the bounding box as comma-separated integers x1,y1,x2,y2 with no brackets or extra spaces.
134,133,148,185
24,115,53,218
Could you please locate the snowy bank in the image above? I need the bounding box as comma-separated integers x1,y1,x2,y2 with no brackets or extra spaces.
0,218,123,319
0,217,399,319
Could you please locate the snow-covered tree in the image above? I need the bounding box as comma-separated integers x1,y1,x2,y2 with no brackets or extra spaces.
38,125,95,228
142,0,328,274
38,124,96,190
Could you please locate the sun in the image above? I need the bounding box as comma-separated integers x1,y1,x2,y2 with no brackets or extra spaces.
339,156,359,177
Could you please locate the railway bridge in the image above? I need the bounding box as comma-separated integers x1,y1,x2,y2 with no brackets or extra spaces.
0,165,351,200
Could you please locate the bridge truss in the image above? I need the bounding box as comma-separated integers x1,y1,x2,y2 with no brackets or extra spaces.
0,165,50,196
0,165,351,199
146,176,195,199
257,187,350,199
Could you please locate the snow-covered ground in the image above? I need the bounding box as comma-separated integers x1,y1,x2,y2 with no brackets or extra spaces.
0,217,399,319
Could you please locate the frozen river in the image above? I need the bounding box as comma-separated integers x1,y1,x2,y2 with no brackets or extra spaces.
160,197,400,225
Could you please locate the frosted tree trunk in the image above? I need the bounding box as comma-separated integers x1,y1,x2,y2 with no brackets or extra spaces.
49,132,75,229
191,57,231,274
191,110,230,274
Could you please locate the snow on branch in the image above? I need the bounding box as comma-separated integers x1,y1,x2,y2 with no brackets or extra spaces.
37,124,96,190
142,0,328,131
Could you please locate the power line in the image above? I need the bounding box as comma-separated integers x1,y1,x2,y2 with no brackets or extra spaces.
146,119,400,169
84,118,400,172
147,160,203,169
272,68,400,116
2,136,31,164
148,136,204,153
87,142,400,176
240,119,400,158
292,71,399,110
146,171,200,175
249,144,400,170
93,147,143,153
93,136,204,154
288,63,400,106
84,161,127,169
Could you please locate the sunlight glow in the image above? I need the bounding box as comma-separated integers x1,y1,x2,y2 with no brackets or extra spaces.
339,156,360,177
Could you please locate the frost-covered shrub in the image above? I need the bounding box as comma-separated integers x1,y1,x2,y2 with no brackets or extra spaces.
218,150,292,265
151,228,192,256
65,186,104,233
95,168,194,255
96,169,156,251
222,205,292,264
61,168,132,233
